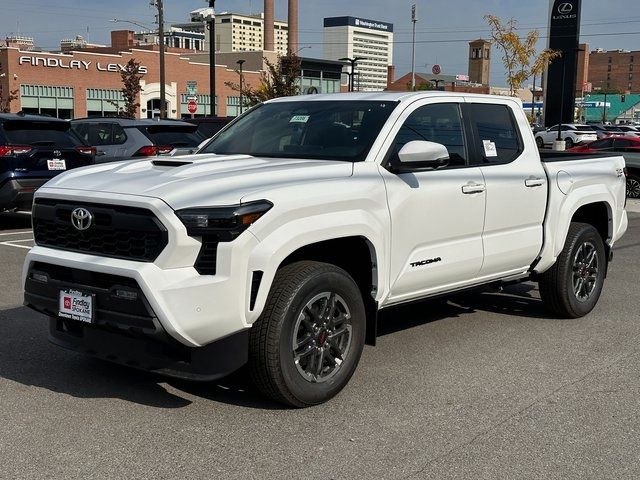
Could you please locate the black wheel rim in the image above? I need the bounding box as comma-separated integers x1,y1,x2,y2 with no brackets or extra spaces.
292,292,352,383
627,178,640,198
572,241,599,302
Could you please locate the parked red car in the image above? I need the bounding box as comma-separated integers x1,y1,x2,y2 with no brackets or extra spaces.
569,136,640,198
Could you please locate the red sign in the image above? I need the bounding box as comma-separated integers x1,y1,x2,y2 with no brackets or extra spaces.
432,64,441,75
187,100,198,114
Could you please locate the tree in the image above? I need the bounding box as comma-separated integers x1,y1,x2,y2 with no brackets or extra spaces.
485,15,561,97
226,54,301,107
0,87,18,113
115,58,144,118
407,80,435,91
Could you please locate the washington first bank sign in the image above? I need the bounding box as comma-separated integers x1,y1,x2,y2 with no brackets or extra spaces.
18,55,149,74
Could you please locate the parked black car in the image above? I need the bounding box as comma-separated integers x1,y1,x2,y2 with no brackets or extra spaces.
70,118,205,163
0,114,95,212
186,117,233,140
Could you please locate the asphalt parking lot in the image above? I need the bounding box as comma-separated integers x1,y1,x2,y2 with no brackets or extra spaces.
1,206,640,480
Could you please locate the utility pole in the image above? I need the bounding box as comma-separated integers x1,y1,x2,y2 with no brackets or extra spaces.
411,4,417,92
237,59,245,115
531,75,536,121
207,0,216,116
602,91,609,123
339,57,365,92
152,0,167,118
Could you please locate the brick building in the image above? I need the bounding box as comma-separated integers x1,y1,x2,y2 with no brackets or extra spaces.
589,48,639,93
0,32,262,119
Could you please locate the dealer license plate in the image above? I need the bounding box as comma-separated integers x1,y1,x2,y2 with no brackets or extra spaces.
47,159,67,171
59,289,94,323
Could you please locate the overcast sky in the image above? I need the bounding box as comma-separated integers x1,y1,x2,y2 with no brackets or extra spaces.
2,0,639,86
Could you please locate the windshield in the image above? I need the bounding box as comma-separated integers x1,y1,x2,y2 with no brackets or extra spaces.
201,100,397,161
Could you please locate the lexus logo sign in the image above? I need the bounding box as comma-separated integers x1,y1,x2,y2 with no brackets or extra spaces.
71,207,93,231
558,2,573,13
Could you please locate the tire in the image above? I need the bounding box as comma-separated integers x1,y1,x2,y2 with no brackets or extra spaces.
535,136,544,149
564,137,574,149
626,174,640,198
538,222,607,318
248,261,366,407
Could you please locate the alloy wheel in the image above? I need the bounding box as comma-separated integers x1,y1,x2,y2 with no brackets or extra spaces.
572,241,599,302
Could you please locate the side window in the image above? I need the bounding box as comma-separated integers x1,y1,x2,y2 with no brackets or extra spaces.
464,103,523,165
112,124,127,145
590,138,614,150
389,103,467,167
70,123,89,143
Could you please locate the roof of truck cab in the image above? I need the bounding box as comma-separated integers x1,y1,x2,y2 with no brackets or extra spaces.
266,91,523,105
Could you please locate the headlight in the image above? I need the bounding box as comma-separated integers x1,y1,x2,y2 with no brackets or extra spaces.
176,200,273,241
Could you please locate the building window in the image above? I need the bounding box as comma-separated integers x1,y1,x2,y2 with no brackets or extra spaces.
484,48,490,59
608,57,612,63
226,96,242,117
608,64,612,72
180,94,216,118
86,88,125,117
221,18,231,23
20,84,74,119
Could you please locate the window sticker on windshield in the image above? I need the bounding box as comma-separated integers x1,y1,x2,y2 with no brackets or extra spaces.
290,115,310,123
482,139,498,157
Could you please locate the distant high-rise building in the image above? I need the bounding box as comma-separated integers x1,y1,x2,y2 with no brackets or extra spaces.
323,16,394,92
468,39,491,86
589,48,639,93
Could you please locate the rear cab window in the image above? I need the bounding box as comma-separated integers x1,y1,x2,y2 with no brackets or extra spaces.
71,122,127,146
463,103,523,165
141,125,203,147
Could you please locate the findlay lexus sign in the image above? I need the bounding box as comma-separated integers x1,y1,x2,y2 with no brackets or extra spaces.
18,55,149,74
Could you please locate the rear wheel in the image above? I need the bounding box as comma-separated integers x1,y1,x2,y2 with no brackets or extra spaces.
538,223,606,318
249,261,366,407
535,136,544,149
565,137,574,149
626,173,640,198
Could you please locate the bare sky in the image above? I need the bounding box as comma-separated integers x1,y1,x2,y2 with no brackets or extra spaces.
2,0,639,86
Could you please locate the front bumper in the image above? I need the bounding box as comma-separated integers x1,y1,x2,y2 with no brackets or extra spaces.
0,178,48,211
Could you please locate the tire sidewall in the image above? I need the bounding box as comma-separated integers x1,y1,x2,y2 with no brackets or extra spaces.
563,226,606,316
277,268,366,406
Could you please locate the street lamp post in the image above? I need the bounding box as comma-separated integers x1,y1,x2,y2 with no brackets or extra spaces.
236,59,246,115
602,91,609,123
207,0,216,117
339,57,365,92
153,0,167,118
555,55,567,147
411,4,417,92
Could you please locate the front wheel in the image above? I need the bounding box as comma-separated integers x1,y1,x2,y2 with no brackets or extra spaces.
535,136,544,149
249,261,366,407
627,173,640,198
538,222,606,318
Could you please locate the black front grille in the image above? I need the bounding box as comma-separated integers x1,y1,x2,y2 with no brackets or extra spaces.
33,198,168,262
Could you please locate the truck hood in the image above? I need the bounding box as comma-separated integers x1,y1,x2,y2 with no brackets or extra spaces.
40,154,354,209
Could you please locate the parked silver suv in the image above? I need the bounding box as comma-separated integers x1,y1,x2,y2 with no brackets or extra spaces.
70,118,205,163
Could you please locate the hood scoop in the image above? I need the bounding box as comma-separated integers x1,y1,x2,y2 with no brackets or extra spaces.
152,159,194,167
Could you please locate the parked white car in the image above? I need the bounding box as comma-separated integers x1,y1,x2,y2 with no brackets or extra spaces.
535,124,598,149
24,92,628,407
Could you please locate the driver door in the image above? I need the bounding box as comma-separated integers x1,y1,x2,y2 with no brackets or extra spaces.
379,99,486,304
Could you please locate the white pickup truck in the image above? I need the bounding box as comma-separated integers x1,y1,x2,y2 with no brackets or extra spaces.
23,92,628,407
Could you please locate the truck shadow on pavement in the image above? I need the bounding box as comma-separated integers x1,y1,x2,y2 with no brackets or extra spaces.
0,212,32,230
0,282,548,410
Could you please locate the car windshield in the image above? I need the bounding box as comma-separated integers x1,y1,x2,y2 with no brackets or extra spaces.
201,100,397,161
2,120,81,147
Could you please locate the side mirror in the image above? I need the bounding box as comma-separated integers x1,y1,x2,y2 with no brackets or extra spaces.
394,140,450,173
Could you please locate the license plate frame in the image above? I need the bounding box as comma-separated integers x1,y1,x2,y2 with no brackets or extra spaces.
47,159,67,171
59,289,94,323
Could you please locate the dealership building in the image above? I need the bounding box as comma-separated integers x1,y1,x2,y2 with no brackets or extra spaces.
0,32,264,119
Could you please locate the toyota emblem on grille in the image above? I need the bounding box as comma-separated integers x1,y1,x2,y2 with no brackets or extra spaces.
71,208,93,231
53,150,62,157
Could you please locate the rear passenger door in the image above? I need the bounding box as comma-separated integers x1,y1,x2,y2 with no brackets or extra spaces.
462,101,548,277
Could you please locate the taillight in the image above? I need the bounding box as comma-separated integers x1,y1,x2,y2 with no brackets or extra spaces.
134,146,159,157
156,145,174,155
0,145,33,156
75,146,96,155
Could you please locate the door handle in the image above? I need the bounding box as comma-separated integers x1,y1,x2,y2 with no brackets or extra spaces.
96,151,107,156
525,177,545,187
461,183,486,194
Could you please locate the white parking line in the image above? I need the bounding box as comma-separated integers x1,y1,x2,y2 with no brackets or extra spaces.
0,242,33,250
0,231,32,236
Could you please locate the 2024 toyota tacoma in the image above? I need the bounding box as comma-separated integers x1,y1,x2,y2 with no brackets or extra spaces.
23,92,628,407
